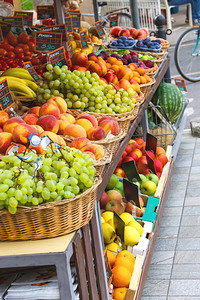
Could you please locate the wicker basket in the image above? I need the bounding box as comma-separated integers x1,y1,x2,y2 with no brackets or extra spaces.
14,97,37,108
140,78,156,97
135,50,167,67
145,63,158,77
0,176,102,241
150,37,170,53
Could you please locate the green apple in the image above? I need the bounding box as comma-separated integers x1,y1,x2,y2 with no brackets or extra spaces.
132,179,140,188
139,174,148,184
140,180,157,196
114,181,124,197
106,174,119,190
146,173,159,186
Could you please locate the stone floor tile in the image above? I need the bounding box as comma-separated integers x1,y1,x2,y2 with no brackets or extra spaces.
168,188,187,198
171,264,200,279
186,180,200,190
178,148,194,155
158,226,179,239
194,147,200,154
179,226,200,238
147,264,172,280
174,250,200,264
181,215,200,226
189,173,200,181
192,159,200,166
190,166,200,174
171,173,189,181
175,160,192,168
143,279,169,296
186,188,200,198
170,181,187,191
168,280,200,296
163,207,183,217
142,297,167,300
168,297,200,300
154,238,177,251
183,206,200,215
184,197,200,206
161,216,181,227
173,167,191,174
179,143,195,149
165,197,185,207
151,251,174,265
176,238,200,250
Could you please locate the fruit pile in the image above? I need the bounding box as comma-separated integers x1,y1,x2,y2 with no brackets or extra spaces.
37,64,138,114
0,145,96,214
135,37,161,52
109,36,136,49
110,27,148,40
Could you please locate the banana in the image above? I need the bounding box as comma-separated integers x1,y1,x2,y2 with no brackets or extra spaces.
23,79,39,92
7,80,36,97
2,68,36,82
0,76,28,86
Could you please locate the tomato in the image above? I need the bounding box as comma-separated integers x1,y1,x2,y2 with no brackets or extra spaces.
0,43,14,51
29,37,35,43
14,47,24,54
0,49,7,57
31,57,40,65
16,52,24,59
24,56,32,61
18,32,29,44
6,33,18,46
7,51,15,59
28,42,35,52
24,51,31,57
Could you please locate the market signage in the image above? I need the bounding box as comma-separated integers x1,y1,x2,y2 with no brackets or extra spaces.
68,11,81,30
14,11,33,27
65,16,73,34
2,16,24,30
0,22,12,38
0,25,3,43
48,46,67,68
109,12,120,27
24,61,42,83
35,32,62,52
41,24,67,43
80,31,88,49
37,5,55,20
95,20,106,38
0,79,15,111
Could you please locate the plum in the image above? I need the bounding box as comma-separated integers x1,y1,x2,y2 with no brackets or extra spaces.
111,53,120,58
144,60,154,68
121,58,128,65
130,51,138,57
123,54,131,60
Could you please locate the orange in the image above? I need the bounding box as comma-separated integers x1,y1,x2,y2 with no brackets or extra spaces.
113,287,127,300
116,250,135,264
103,249,116,268
114,257,135,274
112,265,131,287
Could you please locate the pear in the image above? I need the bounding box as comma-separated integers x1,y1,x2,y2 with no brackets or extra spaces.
128,220,144,236
124,226,140,247
102,223,116,244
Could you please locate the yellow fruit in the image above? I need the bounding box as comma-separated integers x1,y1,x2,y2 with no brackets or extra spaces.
128,220,144,236
124,226,140,247
120,212,135,225
101,211,114,222
107,218,115,229
106,242,119,253
102,223,116,244
101,216,105,224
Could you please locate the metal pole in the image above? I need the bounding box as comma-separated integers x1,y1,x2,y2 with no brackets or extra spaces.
129,0,140,28
54,0,68,50
92,0,99,21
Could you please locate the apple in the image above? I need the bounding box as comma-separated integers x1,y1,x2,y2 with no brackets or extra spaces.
137,155,148,174
105,200,125,215
122,156,134,163
154,160,163,173
129,152,138,162
100,192,110,209
157,153,168,167
122,150,127,158
146,173,159,186
157,172,162,179
106,174,119,190
117,157,123,167
146,150,155,160
130,142,140,150
114,167,126,178
140,180,157,196
125,144,132,154
113,181,124,197
132,148,142,160
139,174,147,183
107,190,122,203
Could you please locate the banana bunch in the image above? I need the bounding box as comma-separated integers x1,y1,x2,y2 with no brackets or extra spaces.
0,68,40,98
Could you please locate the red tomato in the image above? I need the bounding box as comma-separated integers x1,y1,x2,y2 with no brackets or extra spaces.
29,37,35,43
0,43,14,51
0,49,7,57
28,42,35,52
31,57,40,65
7,51,15,59
6,33,18,46
24,51,31,57
16,52,24,59
14,47,24,54
18,32,29,44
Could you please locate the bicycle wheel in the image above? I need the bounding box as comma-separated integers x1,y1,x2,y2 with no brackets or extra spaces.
103,12,132,28
174,27,200,82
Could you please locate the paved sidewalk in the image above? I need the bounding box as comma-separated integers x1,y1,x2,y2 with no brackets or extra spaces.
142,130,200,299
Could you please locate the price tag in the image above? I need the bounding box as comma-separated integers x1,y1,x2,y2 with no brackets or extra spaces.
145,150,157,174
65,16,73,34
145,133,157,154
24,62,42,83
0,22,12,38
0,25,3,44
80,30,88,49
2,16,23,30
0,79,15,111
67,42,74,63
69,12,81,30
123,178,141,207
114,211,125,244
35,32,62,52
109,12,120,28
174,78,188,93
48,46,67,68
64,12,70,17
95,20,105,38
41,24,67,42
14,11,33,27
122,160,141,182
37,5,55,20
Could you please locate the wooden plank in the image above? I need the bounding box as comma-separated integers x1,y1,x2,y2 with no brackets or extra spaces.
82,224,99,300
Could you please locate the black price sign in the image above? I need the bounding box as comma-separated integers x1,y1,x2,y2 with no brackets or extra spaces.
0,22,12,38
80,31,88,49
35,32,62,52
64,12,70,17
0,79,15,111
2,16,24,30
48,46,67,68
174,78,188,93
24,61,42,83
67,42,73,64
69,12,81,30
109,12,120,28
0,25,3,44
37,5,55,20
14,11,33,27
41,24,67,42
65,16,73,34
95,20,105,38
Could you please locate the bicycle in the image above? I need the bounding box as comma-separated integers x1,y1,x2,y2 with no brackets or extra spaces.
82,1,132,28
174,24,200,82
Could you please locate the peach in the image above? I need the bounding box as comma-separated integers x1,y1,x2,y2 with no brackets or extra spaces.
140,76,147,84
110,65,120,73
5,143,26,155
137,29,148,40
40,131,65,147
39,102,60,119
98,116,116,125
110,26,121,38
98,119,120,136
98,61,107,77
83,151,96,160
69,137,90,149
118,79,131,90
58,120,71,135
100,77,108,84
136,67,145,76
88,62,102,76
31,125,44,135
128,63,138,71
88,55,99,63
132,29,140,39
75,118,93,132
23,113,38,125
28,106,40,117
30,144,46,155
63,124,87,138
119,29,130,37
3,117,25,134
76,113,98,127
129,28,137,37
156,146,166,156
130,83,140,93
0,128,3,133
48,96,67,114
0,111,9,127
77,66,88,72
12,124,37,145
107,57,118,65
71,51,88,67
0,132,13,154
87,126,106,141
37,115,59,134
117,66,133,81
60,113,75,124
80,143,104,160
104,72,118,84
56,135,66,147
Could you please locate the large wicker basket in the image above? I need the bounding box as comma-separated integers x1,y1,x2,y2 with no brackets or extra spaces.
140,78,156,97
145,63,158,77
0,176,102,241
135,50,167,67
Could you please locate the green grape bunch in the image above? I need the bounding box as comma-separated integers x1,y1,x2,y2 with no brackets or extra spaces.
0,145,96,214
37,64,137,114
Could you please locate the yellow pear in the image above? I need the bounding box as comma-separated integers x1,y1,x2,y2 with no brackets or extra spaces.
106,242,119,253
101,217,105,224
120,212,135,225
101,211,113,222
102,223,116,244
128,220,144,236
124,226,140,247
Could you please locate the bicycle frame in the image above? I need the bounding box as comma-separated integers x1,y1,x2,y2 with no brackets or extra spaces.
192,27,200,55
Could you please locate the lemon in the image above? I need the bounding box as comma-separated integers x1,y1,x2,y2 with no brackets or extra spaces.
101,216,105,224
124,226,140,247
107,218,115,229
101,211,114,222
120,212,135,225
102,223,116,244
106,242,119,253
128,220,144,236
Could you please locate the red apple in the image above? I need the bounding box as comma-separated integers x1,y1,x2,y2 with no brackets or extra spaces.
154,160,163,173
157,153,168,167
132,148,142,160
125,144,132,154
122,150,127,158
105,200,125,215
137,155,148,175
130,142,140,150
100,192,110,209
146,150,155,160
129,152,138,162
157,172,162,178
117,157,123,167
114,167,126,178
122,156,134,164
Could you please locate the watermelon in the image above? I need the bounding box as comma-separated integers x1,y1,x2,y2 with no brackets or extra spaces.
152,82,183,123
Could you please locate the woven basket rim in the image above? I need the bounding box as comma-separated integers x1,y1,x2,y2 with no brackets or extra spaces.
140,77,156,88
145,63,158,76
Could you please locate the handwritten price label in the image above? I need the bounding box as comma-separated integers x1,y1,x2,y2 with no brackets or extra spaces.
41,24,67,42
24,62,42,83
37,5,55,20
0,79,15,111
95,20,105,38
35,32,62,52
14,11,33,27
2,16,24,29
48,46,67,67
109,12,120,28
